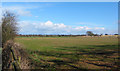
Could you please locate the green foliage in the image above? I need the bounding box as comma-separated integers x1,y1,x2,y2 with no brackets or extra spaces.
2,11,18,46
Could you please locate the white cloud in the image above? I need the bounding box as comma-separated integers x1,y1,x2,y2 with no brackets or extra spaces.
18,20,106,34
44,21,53,27
94,27,105,30
2,3,54,17
75,26,91,30
2,6,33,16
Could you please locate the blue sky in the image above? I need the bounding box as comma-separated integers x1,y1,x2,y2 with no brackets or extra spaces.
2,0,119,2
2,2,118,35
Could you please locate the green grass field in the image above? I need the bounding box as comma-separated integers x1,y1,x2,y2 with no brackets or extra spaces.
15,36,118,70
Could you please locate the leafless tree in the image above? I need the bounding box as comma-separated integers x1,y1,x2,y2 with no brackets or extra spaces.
2,11,18,47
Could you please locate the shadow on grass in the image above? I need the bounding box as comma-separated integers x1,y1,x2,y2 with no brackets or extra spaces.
56,45,118,55
27,45,118,69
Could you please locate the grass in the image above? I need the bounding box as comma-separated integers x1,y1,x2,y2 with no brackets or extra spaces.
15,36,118,70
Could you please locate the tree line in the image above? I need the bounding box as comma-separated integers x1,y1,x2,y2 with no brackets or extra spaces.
17,31,118,37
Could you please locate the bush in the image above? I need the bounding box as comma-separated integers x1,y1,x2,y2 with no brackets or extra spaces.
2,11,18,46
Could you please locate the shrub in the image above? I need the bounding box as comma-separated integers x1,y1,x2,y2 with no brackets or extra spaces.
2,11,18,47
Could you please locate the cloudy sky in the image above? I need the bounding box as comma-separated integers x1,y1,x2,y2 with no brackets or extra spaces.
2,2,118,35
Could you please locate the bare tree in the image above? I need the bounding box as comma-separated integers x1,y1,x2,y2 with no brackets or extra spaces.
2,11,18,46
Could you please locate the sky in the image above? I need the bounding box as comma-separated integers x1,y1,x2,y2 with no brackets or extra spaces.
2,2,118,35
2,0,119,2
